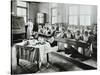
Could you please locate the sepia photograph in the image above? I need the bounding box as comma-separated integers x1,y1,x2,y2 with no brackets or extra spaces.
11,0,97,74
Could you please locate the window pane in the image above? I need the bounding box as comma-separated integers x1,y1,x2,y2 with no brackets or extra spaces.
17,8,22,16
52,8,57,16
40,14,44,17
37,18,39,23
37,13,44,24
17,8,26,22
80,6,91,15
69,16,73,25
80,16,91,26
24,16,26,23
85,16,91,25
69,16,78,25
73,16,78,25
17,1,27,7
69,6,78,15
17,8,26,16
51,8,57,24
80,16,85,25
39,18,44,24
22,9,26,16
54,17,57,24
37,13,44,18
52,17,57,24
37,18,44,24
52,17,55,24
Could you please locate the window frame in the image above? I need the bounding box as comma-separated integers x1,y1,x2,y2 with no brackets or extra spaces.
51,8,57,24
68,6,79,25
79,6,91,26
16,1,28,23
37,13,45,24
68,5,91,26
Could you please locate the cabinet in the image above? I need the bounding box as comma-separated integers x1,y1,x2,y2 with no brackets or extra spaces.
11,16,26,45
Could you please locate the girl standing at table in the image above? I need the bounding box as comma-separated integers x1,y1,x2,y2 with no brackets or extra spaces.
37,35,58,68
26,19,33,39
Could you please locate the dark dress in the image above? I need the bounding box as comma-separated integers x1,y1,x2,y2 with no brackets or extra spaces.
92,34,97,59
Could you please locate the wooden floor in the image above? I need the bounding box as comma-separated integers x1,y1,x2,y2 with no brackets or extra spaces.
37,64,60,73
11,46,97,74
48,52,97,70
11,59,60,74
11,57,97,74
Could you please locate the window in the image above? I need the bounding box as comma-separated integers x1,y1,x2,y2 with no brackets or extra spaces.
80,6,91,26
17,1,27,7
68,5,91,26
69,6,78,25
16,1,27,23
37,13,44,24
51,8,57,24
69,16,78,25
80,16,91,26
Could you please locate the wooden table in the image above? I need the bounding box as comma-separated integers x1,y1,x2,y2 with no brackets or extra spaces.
16,41,52,68
54,38,89,55
16,45,40,66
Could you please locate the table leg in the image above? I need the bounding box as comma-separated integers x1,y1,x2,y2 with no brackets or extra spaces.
16,46,19,66
83,48,85,56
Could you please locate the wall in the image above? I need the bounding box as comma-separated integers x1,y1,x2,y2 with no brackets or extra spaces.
28,2,97,25
57,3,69,24
38,2,58,23
91,5,97,25
11,1,97,25
28,2,39,23
38,2,49,22
38,2,67,24
11,0,17,15
39,3,97,25
37,3,73,24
